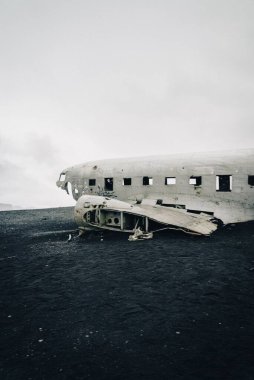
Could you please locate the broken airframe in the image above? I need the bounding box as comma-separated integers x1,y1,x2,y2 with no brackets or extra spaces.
57,149,254,238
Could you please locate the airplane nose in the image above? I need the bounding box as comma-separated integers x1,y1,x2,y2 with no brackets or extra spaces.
56,172,68,191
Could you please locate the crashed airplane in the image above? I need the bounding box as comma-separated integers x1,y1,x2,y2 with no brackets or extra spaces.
56,149,254,237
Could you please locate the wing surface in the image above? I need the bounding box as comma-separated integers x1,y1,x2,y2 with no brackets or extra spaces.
136,205,217,235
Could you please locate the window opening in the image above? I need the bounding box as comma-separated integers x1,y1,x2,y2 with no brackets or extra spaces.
59,173,66,181
123,178,132,186
89,179,96,186
248,176,254,186
216,175,232,192
143,176,153,185
165,177,176,185
104,178,113,191
189,176,202,186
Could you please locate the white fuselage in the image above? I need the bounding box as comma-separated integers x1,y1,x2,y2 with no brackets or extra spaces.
56,149,254,224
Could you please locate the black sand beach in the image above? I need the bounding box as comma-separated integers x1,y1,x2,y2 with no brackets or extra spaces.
0,207,254,380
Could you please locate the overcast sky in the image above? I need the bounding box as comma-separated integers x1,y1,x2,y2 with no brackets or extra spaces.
0,0,254,208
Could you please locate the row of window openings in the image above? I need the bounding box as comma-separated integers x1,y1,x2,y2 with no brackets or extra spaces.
88,177,200,187
88,176,254,192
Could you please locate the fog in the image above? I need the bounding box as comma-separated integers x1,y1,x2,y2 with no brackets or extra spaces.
0,0,254,208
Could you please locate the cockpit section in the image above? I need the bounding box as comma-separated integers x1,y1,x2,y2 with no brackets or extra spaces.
56,171,67,190
56,170,74,196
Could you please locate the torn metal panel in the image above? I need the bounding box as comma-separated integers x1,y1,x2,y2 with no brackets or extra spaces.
138,204,218,235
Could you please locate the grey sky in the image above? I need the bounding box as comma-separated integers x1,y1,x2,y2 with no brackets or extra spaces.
0,0,254,208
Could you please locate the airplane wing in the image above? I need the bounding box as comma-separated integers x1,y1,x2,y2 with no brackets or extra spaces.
136,204,218,235
74,195,218,236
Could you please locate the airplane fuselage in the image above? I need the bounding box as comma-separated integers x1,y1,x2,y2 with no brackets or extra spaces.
56,150,254,232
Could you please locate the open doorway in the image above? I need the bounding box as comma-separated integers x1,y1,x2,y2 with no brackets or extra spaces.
216,175,232,192
104,178,113,191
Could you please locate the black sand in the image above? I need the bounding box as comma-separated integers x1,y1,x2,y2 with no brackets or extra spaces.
0,207,254,380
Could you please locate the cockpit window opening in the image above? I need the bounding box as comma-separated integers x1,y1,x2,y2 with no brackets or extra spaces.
189,176,202,186
59,173,66,181
104,178,113,191
248,175,254,186
123,178,132,186
216,175,232,192
89,179,96,186
165,177,176,185
143,176,153,185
